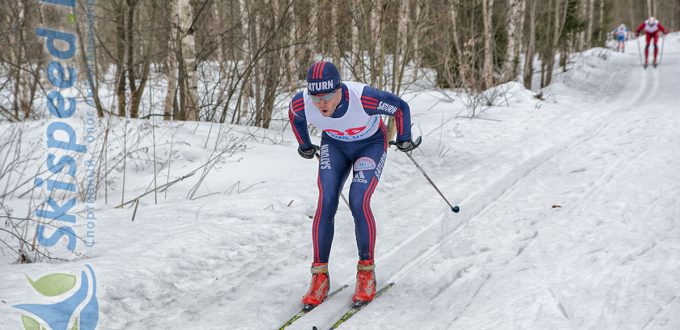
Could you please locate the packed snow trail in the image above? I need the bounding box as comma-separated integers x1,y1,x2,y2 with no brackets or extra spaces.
1,37,679,330
302,37,680,329
293,37,680,329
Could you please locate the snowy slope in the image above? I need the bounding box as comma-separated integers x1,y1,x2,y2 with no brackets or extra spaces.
1,35,680,330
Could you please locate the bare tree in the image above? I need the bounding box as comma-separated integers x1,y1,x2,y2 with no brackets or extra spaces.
178,0,200,121
482,0,494,89
523,0,538,89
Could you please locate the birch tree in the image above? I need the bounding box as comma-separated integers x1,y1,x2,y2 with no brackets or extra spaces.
178,0,199,121
502,0,525,82
164,0,179,120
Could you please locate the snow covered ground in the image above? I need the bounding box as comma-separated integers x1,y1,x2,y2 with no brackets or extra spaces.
1,35,679,329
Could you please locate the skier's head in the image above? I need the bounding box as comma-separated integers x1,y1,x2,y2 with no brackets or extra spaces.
647,17,657,25
306,61,342,117
306,61,341,95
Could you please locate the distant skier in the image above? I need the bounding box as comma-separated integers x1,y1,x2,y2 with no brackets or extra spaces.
289,61,417,308
612,24,629,52
635,17,668,67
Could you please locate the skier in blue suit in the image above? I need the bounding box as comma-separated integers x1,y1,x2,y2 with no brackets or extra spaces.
612,23,629,52
289,60,418,308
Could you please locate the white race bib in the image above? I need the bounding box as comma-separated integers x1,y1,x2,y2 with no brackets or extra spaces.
304,82,381,142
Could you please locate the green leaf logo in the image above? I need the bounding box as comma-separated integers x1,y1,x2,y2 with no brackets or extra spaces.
26,273,76,297
21,315,44,330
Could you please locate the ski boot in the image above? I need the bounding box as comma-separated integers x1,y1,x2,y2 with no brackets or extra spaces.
302,262,330,310
351,260,376,307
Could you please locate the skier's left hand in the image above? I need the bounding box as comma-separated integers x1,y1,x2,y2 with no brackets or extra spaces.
297,144,320,159
390,136,422,152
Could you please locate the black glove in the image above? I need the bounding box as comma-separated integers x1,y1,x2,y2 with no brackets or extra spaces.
389,136,422,152
297,144,319,159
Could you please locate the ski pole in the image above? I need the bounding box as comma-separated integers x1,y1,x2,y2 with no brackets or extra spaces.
636,36,643,65
659,35,665,65
390,138,460,213
315,152,350,208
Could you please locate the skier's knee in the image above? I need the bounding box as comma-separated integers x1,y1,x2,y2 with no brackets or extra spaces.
348,195,365,216
321,193,340,209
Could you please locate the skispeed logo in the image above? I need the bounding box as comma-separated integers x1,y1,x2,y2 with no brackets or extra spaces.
319,144,331,170
375,151,387,180
353,157,376,171
377,101,398,115
353,171,367,184
308,80,336,93
14,265,99,330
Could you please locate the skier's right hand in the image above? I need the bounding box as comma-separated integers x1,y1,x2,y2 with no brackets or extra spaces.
298,145,320,159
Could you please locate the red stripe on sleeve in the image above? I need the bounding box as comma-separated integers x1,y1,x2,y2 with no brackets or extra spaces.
289,110,304,144
395,109,403,135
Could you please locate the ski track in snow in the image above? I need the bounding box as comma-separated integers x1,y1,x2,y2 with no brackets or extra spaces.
301,39,680,330
1,37,680,330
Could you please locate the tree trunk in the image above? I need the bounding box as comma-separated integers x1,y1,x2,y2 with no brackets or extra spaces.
450,0,465,87
597,0,604,45
412,0,421,82
502,0,524,82
259,0,281,129
386,0,409,143
586,0,594,47
331,1,341,69
523,0,537,89
351,0,360,79
628,0,635,28
287,0,297,92
237,0,251,124
482,0,494,89
545,0,563,87
115,0,127,117
178,0,199,121
125,0,152,119
393,0,407,94
74,4,105,117
370,3,383,88
164,0,179,120
578,0,587,50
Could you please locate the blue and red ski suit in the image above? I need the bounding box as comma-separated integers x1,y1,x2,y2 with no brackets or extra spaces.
289,82,412,263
